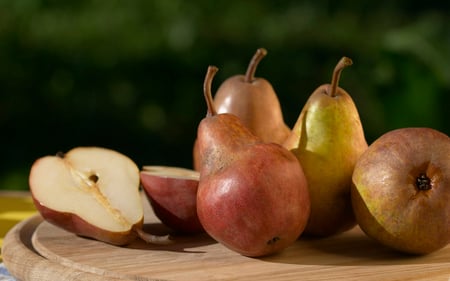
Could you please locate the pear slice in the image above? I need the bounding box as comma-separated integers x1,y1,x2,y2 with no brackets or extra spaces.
140,166,203,234
29,146,169,245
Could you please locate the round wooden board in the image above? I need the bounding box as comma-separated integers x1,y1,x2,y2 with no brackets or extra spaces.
2,196,450,281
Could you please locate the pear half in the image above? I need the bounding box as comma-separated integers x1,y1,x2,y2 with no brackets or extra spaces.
30,146,168,245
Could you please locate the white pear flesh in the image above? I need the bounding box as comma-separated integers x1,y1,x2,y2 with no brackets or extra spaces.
30,147,142,235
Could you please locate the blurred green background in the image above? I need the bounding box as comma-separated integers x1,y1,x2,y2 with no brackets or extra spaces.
1,1,449,190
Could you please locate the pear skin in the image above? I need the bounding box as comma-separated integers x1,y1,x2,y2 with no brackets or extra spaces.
283,57,368,236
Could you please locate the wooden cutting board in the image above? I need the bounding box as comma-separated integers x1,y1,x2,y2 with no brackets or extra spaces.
2,194,450,281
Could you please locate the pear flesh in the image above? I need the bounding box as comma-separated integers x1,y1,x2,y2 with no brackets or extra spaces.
283,57,368,236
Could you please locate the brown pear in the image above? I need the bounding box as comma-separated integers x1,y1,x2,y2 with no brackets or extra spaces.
351,127,450,255
283,57,368,237
193,48,290,171
196,66,310,257
214,48,290,144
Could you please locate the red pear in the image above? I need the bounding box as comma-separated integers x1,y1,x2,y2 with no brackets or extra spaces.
196,66,310,257
193,48,290,171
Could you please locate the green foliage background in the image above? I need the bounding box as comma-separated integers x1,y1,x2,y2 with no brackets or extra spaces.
1,1,449,190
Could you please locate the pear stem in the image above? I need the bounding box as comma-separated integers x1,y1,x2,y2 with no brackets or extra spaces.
244,48,268,83
204,65,219,117
329,56,353,97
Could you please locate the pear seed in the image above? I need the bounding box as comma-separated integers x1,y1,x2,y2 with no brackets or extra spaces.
89,174,99,183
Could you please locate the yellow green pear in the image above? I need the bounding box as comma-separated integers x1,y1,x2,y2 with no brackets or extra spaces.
283,57,368,237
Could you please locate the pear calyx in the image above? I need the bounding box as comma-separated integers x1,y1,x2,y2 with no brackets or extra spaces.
204,65,219,117
329,56,353,97
244,48,268,83
415,173,432,191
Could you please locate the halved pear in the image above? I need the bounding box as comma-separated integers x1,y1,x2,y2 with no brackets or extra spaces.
29,146,169,245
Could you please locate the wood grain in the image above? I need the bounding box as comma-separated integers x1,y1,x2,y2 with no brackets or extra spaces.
2,215,125,281
2,195,450,281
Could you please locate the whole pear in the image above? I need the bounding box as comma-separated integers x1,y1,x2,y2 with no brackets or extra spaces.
196,66,310,257
351,127,450,255
283,57,368,236
193,48,290,171
213,48,290,144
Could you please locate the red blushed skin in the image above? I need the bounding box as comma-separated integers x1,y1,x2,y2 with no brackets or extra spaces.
351,128,450,255
140,172,204,234
32,196,141,246
197,143,310,257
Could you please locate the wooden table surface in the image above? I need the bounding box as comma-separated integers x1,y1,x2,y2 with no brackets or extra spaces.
2,192,450,281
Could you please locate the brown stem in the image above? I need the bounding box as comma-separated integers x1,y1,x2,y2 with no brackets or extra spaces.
329,56,353,97
204,65,219,116
244,48,268,83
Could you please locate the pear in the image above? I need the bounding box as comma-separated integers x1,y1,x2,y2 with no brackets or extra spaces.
196,66,310,257
29,147,171,246
213,48,290,144
283,57,368,237
351,127,450,255
193,48,289,171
